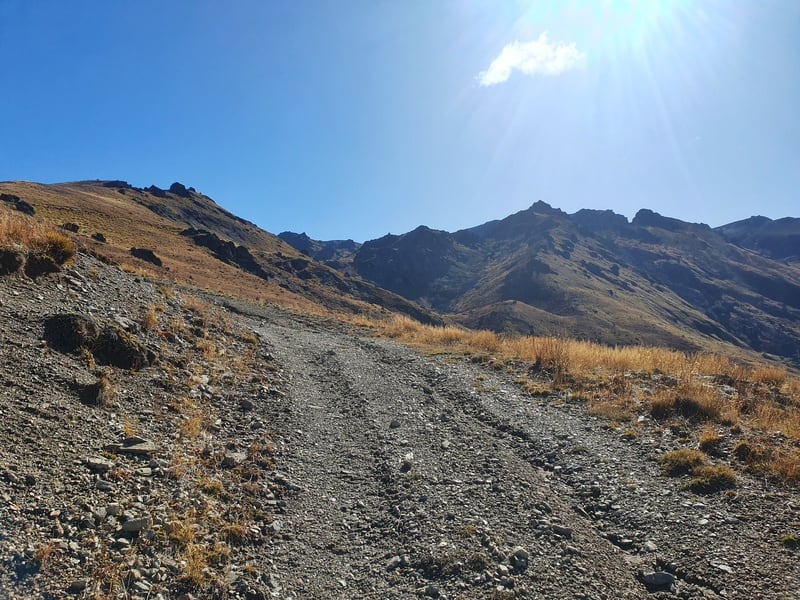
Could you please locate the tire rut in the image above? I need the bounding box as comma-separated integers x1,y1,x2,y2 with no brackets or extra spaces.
252,316,647,599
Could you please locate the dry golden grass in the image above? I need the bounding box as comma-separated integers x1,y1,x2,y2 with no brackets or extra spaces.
698,426,723,453
141,305,158,330
686,464,737,493
751,366,788,386
648,382,724,422
376,315,776,384
368,314,800,486
0,209,76,265
657,448,707,476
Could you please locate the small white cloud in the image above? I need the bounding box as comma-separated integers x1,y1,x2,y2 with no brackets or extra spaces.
478,32,586,86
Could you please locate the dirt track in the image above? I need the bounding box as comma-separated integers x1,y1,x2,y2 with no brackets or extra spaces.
236,305,800,599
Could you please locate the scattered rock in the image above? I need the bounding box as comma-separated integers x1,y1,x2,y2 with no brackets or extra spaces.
121,516,153,533
641,571,676,588
66,579,87,594
43,314,99,353
91,232,107,243
24,253,61,278
222,452,247,468
169,182,193,197
145,185,167,198
61,222,80,233
552,524,573,538
111,437,157,456
510,546,529,570
1,193,34,215
85,457,115,473
0,249,25,275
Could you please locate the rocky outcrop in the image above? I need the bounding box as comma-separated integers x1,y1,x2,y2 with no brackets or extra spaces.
717,216,800,262
145,185,167,198
168,182,193,198
278,231,361,265
180,227,269,279
130,248,163,266
0,193,34,215
43,313,156,370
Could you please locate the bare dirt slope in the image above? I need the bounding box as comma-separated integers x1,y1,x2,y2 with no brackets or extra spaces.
1,253,799,599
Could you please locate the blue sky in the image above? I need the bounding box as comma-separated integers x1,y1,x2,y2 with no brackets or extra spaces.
1,1,798,241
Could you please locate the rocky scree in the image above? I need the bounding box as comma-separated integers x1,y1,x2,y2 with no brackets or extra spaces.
0,253,286,599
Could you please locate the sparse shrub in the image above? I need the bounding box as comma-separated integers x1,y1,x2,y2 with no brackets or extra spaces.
649,383,722,421
589,396,637,422
179,543,213,587
685,465,737,493
467,552,491,572
220,523,248,545
768,448,800,484
33,542,59,572
239,330,260,345
199,478,226,497
79,368,116,406
180,410,206,439
141,305,158,330
121,418,139,437
40,231,75,264
698,427,722,454
657,449,706,476
195,338,216,359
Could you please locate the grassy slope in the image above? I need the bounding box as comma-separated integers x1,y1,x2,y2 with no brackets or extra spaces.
0,181,437,321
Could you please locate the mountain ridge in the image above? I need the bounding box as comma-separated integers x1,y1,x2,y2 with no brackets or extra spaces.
281,202,800,366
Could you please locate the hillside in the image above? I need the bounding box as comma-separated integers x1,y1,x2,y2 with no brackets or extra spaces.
283,202,800,367
2,227,800,598
716,216,800,262
0,180,439,325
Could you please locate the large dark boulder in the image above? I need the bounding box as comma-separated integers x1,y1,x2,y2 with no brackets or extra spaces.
145,185,167,198
43,314,100,353
44,314,156,370
130,248,163,267
0,249,25,275
1,193,35,215
168,182,192,198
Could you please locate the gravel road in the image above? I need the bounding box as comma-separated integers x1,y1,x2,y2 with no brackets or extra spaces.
236,307,800,600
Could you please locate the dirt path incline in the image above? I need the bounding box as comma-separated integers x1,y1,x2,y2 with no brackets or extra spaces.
238,308,800,599
242,309,662,599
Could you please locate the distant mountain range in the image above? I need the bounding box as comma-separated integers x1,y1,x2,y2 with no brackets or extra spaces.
282,202,800,366
2,180,798,366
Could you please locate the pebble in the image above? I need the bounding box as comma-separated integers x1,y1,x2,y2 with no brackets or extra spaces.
641,571,676,587
121,516,153,533
552,524,573,538
85,457,115,472
222,452,247,468
66,580,88,593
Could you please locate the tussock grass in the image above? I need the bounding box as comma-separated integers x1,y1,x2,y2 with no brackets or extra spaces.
370,314,800,485
658,449,707,476
0,209,75,265
686,465,737,493
378,315,794,389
